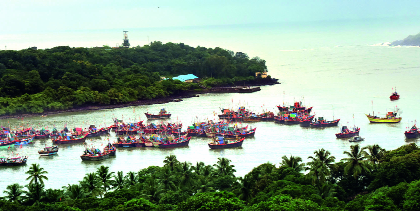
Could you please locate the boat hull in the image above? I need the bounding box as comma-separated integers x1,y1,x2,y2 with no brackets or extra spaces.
208,140,244,149
405,132,419,139
81,153,110,161
365,114,401,123
336,131,359,138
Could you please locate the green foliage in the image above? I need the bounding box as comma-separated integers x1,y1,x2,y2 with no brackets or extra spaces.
0,43,269,115
176,191,245,211
403,180,420,211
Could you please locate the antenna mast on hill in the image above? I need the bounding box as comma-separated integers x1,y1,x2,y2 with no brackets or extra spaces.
122,31,130,48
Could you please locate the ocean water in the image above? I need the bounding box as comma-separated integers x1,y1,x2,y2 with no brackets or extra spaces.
0,19,420,193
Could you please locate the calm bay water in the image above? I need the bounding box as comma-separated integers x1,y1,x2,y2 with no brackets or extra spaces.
1,21,420,193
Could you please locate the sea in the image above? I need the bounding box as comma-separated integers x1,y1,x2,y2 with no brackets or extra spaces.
1,18,420,193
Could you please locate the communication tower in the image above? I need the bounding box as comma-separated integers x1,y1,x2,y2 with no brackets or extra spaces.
122,31,130,48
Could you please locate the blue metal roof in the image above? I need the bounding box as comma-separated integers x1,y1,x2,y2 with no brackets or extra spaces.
172,74,198,82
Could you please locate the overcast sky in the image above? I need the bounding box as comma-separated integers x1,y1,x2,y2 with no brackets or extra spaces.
2,0,420,33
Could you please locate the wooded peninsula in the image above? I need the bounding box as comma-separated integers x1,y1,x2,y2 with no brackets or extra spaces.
1,143,419,210
0,42,275,116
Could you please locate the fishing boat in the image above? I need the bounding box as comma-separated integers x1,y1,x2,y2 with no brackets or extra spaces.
0,156,28,166
223,128,256,138
38,146,59,156
104,143,116,156
310,117,340,128
0,140,14,149
208,136,245,149
80,148,110,161
114,136,138,148
52,133,88,144
405,125,420,139
277,101,313,114
390,88,400,101
145,108,171,119
335,126,360,138
365,111,402,123
349,136,365,142
86,125,111,138
157,136,191,148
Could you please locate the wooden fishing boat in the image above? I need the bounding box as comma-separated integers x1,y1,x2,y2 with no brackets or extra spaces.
113,136,138,148
223,128,256,138
208,137,245,149
145,108,171,119
115,128,141,135
86,125,111,138
38,146,59,156
405,125,419,139
0,156,28,166
80,153,110,161
104,144,116,156
365,112,401,123
299,119,311,127
274,116,285,124
310,118,340,128
242,116,262,122
52,133,88,144
390,88,399,101
0,140,14,149
13,136,34,145
80,148,110,161
349,136,365,142
335,126,360,138
157,136,191,148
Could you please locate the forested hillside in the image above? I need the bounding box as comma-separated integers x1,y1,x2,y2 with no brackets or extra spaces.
0,42,269,115
2,143,420,210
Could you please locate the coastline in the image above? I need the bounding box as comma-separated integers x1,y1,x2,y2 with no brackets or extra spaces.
0,82,279,120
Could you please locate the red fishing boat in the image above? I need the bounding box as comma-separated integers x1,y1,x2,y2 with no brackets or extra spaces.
86,125,111,138
114,136,138,148
52,133,88,144
208,137,245,149
405,125,419,139
80,148,110,161
145,108,171,119
104,143,116,156
157,136,191,148
390,88,399,101
335,126,360,138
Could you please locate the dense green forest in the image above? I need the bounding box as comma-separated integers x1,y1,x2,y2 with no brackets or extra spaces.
2,143,420,210
0,43,272,115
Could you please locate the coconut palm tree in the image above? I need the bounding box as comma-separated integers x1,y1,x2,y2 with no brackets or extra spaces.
342,144,371,178
364,144,385,164
24,183,45,204
80,172,102,197
307,148,336,185
163,155,180,171
96,165,114,193
159,167,177,192
125,171,138,187
113,171,125,190
25,164,48,186
191,161,205,175
3,183,24,203
214,157,236,177
179,161,196,190
65,184,86,200
280,155,305,172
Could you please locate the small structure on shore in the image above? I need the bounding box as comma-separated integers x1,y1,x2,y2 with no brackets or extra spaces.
172,74,199,82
